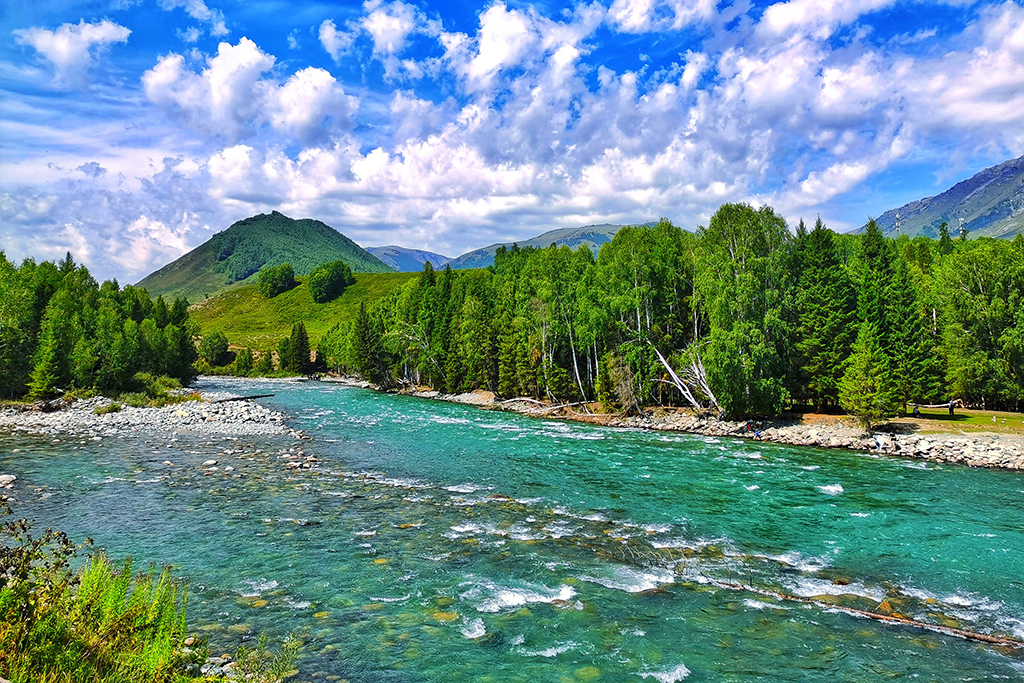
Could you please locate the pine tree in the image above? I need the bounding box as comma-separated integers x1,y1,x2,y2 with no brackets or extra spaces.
794,218,857,411
350,302,382,383
839,323,901,429
290,321,311,374
27,330,60,399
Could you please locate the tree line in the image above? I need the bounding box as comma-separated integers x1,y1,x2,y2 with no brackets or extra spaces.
317,203,1024,422
0,252,198,399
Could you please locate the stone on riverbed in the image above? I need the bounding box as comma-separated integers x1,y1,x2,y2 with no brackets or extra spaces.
0,474,16,487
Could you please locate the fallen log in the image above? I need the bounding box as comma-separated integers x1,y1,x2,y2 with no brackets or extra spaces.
708,577,1024,651
213,394,275,403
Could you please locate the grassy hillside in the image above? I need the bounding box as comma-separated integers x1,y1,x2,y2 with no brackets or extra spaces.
137,211,391,302
189,271,417,349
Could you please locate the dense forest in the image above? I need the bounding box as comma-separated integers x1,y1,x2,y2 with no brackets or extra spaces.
318,203,1024,421
0,252,198,399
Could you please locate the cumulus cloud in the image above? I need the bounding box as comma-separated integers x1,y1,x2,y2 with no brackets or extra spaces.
607,0,715,33
319,19,355,62
9,0,1024,283
142,38,358,143
157,0,228,38
12,19,130,89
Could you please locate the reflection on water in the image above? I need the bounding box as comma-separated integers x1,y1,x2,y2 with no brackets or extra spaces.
2,377,1023,682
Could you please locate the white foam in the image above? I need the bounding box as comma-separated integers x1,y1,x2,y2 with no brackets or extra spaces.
801,465,820,470
578,565,674,593
787,576,886,602
516,642,578,658
770,551,831,572
460,617,486,639
459,577,576,613
446,483,485,493
240,578,278,596
369,593,411,603
817,484,844,495
745,484,760,491
638,663,691,682
850,512,870,517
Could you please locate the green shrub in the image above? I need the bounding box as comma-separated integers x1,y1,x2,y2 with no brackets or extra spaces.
121,392,149,408
93,402,121,415
199,331,230,366
308,260,355,303
257,263,295,298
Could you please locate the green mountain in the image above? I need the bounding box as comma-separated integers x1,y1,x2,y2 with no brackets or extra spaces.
857,154,1024,239
136,211,391,302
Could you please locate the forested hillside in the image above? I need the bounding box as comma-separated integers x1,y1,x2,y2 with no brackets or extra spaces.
136,211,391,302
0,252,198,399
319,204,1024,421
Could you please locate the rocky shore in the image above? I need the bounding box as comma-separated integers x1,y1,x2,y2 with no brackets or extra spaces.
0,391,300,440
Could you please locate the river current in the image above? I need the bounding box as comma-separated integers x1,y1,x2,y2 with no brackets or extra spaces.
3,378,1023,681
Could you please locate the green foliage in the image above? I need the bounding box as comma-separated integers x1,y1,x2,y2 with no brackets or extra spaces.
289,321,311,374
308,260,355,303
258,263,295,298
0,504,293,683
839,323,901,429
195,204,1024,422
233,633,301,683
93,402,121,415
254,349,273,375
198,331,230,366
234,347,254,376
0,253,198,399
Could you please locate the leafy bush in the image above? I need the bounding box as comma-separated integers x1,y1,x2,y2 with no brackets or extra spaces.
199,331,230,366
258,263,295,298
308,260,355,303
0,505,194,683
121,392,149,408
93,402,121,415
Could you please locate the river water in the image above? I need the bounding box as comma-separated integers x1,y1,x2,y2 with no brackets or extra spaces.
3,378,1023,681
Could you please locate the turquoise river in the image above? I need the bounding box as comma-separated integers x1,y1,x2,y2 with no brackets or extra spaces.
2,378,1024,682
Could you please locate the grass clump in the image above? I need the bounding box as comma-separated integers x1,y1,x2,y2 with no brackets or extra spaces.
0,504,196,682
93,402,121,415
0,504,301,683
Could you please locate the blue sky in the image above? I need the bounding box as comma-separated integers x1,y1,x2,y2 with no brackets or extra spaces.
2,0,1023,282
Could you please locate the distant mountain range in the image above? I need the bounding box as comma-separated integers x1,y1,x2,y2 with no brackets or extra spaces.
136,213,652,301
445,223,644,270
136,211,390,302
366,246,450,272
859,153,1024,239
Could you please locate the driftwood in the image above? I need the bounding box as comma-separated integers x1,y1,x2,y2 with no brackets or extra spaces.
707,577,1024,651
213,394,275,403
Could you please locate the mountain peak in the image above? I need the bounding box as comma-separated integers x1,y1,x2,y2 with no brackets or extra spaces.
136,212,390,301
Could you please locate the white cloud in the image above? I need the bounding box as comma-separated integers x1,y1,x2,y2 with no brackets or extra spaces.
759,0,896,40
319,19,355,62
12,20,130,89
607,0,715,33
158,0,229,37
362,0,418,55
142,38,357,143
178,26,202,43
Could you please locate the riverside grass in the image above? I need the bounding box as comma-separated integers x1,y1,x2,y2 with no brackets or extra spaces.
189,271,417,349
0,505,297,683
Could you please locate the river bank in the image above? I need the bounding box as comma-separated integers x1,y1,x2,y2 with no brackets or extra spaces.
376,380,1024,472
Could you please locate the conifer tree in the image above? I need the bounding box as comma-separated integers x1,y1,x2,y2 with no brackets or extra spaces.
794,218,857,411
839,322,901,429
289,321,311,374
